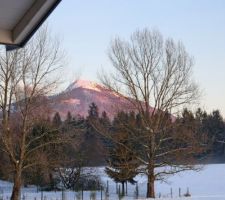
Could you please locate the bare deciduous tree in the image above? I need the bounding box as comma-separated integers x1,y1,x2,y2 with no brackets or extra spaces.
0,26,65,200
99,28,203,198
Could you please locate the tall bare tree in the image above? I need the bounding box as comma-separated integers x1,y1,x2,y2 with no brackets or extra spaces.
100,28,203,198
0,26,65,200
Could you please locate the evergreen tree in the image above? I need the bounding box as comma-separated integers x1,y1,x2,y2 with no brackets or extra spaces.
66,111,73,124
82,102,105,165
88,102,99,118
52,112,62,127
100,111,110,127
195,108,209,146
205,110,225,157
99,111,112,147
105,112,139,195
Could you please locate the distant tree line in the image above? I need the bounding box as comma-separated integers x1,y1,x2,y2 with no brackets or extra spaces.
1,101,225,194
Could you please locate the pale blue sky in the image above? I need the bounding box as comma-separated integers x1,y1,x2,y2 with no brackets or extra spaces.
48,0,225,115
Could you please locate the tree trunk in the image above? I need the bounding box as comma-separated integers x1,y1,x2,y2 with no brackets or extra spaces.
121,182,125,196
11,168,22,200
147,129,155,198
147,168,155,198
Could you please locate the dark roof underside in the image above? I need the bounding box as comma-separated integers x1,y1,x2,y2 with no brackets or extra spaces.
0,0,61,50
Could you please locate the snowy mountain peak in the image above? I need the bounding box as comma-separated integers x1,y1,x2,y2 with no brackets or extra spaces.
66,79,102,92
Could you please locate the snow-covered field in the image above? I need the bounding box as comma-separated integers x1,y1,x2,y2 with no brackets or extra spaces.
1,164,225,200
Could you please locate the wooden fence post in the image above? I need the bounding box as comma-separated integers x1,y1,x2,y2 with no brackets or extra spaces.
170,188,173,198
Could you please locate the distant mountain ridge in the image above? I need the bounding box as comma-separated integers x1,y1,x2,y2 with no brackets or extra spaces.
50,79,135,119
49,80,179,121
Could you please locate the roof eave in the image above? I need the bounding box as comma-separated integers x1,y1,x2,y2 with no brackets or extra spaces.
4,0,61,51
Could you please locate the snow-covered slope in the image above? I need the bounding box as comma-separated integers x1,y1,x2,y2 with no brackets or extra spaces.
66,80,102,93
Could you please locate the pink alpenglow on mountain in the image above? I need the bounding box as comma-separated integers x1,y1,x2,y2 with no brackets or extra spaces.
51,80,135,119
50,79,176,121
66,80,102,93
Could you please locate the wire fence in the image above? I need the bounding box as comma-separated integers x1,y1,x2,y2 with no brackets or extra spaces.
0,189,139,200
0,181,192,200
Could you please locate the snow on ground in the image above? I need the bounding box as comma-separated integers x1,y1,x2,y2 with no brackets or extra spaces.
98,164,225,199
1,164,225,200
